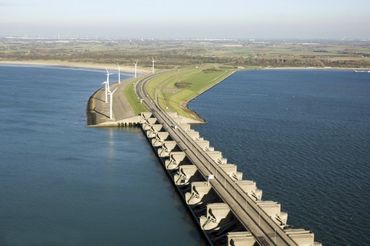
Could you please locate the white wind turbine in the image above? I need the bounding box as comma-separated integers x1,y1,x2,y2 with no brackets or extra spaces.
102,80,109,103
102,68,112,103
106,68,112,90
152,57,156,74
108,88,118,120
117,64,121,84
105,68,112,89
134,60,138,78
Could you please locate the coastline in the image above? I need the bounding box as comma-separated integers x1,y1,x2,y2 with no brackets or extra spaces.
1,60,365,74
2,61,366,126
260,66,368,71
2,60,366,74
0,60,145,127
180,66,368,123
183,69,237,123
0,60,151,74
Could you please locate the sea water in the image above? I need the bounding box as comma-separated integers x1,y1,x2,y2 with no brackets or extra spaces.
0,65,203,246
190,69,370,246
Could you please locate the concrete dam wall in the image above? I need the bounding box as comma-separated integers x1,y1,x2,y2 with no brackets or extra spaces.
139,112,321,246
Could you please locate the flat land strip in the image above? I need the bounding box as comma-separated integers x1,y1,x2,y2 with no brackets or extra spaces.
87,79,145,125
1,39,369,69
123,78,147,114
3,38,369,123
145,65,235,121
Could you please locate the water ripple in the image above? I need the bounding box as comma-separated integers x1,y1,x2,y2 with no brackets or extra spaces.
191,70,370,246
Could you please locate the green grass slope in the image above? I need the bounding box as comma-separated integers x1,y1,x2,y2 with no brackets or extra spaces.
145,65,235,121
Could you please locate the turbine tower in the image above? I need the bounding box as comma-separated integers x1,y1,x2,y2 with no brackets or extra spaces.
105,68,111,91
102,68,112,103
102,81,109,103
117,64,121,84
152,57,155,74
108,88,118,120
134,60,138,78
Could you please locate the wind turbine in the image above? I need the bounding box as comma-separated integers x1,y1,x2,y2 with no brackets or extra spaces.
117,64,121,84
102,81,109,103
105,68,112,86
152,57,156,74
134,60,138,78
108,88,118,120
105,68,112,90
102,68,112,103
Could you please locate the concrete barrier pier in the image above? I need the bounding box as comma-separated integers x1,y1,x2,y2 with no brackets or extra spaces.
136,111,321,246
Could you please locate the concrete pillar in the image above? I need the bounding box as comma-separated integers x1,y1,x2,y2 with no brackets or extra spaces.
151,132,169,147
146,117,157,124
157,131,169,139
164,151,186,170
151,124,163,132
185,181,212,205
257,201,288,226
179,123,191,131
199,203,231,231
195,140,210,151
157,141,177,157
207,151,222,161
140,112,152,119
206,151,227,164
220,164,243,181
227,232,256,246
151,138,164,147
146,124,163,138
146,130,155,139
142,122,151,131
139,117,147,124
236,180,263,201
167,112,179,119
140,112,153,124
187,130,200,140
173,165,198,185
285,229,321,246
142,118,157,131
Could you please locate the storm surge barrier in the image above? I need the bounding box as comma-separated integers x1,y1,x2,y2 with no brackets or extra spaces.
135,75,321,246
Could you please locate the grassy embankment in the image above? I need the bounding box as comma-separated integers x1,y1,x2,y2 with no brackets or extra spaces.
122,78,147,115
145,65,236,121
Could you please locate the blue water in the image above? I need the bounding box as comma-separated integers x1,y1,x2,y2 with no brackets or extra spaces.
190,70,370,246
0,65,203,246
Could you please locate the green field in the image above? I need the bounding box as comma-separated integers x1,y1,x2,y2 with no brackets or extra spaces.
1,39,369,69
145,65,235,121
123,78,147,114
3,38,368,120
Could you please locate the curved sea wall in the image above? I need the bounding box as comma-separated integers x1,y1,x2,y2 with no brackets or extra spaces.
86,87,102,126
86,83,141,127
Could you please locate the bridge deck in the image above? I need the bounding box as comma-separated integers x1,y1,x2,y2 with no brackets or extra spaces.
136,75,301,246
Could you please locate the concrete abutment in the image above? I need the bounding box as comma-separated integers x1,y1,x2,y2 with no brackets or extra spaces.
135,112,321,245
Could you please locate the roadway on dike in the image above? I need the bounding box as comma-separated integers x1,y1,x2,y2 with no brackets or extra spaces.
135,75,299,246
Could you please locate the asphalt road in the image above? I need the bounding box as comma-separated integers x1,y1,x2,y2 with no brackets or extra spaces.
136,75,299,246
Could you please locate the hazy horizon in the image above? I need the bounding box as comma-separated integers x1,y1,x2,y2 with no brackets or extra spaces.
1,0,370,40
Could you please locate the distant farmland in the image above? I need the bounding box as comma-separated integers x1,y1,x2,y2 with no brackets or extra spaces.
1,39,369,69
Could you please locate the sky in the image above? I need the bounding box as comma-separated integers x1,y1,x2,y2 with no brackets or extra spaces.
0,0,370,39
